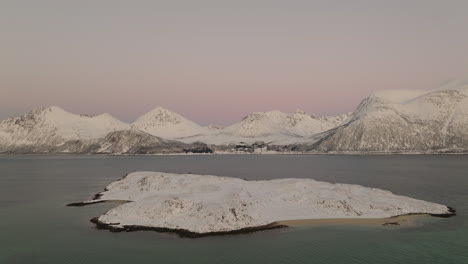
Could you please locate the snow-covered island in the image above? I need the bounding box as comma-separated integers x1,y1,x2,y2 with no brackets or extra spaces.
69,172,455,237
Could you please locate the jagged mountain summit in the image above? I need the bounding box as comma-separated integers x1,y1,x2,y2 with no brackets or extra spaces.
1,78,468,154
79,130,211,155
224,111,294,138
223,110,349,138
0,106,129,150
131,107,205,139
178,111,296,145
180,110,350,145
283,110,349,137
297,81,468,153
0,105,351,153
0,106,211,154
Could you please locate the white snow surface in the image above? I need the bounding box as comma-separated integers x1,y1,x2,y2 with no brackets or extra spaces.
284,110,349,136
358,83,468,119
0,106,129,146
0,105,349,149
88,171,451,234
224,110,292,138
131,107,205,139
2,77,468,152
179,110,349,145
298,81,468,151
130,107,349,145
370,89,428,103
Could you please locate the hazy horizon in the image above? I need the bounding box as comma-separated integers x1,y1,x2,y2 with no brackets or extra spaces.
2,0,468,125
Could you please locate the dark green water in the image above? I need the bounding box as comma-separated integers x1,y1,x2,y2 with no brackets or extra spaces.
0,155,467,264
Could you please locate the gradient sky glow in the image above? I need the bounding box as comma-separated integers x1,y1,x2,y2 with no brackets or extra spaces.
1,0,468,125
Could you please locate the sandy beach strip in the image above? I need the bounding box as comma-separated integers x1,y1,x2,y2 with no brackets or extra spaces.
274,214,431,227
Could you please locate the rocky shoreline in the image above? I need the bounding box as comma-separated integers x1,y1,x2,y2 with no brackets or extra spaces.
85,209,456,238
89,216,288,238
68,199,455,238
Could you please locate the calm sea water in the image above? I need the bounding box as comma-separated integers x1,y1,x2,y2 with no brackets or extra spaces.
0,155,467,264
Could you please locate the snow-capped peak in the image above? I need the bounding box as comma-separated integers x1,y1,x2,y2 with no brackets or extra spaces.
224,111,291,138
283,110,349,136
432,77,468,93
291,109,308,115
22,106,127,126
310,79,468,152
221,109,347,139
369,90,428,104
131,107,204,139
263,110,288,121
29,105,70,118
0,106,129,147
135,107,184,125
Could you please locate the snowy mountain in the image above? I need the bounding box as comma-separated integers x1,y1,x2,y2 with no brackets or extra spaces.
283,110,349,137
180,110,349,145
2,79,468,155
224,110,349,139
88,130,211,155
131,107,205,139
0,106,129,150
224,111,293,138
0,106,214,154
298,82,468,153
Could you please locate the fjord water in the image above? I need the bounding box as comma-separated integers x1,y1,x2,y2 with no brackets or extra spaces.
1,155,467,264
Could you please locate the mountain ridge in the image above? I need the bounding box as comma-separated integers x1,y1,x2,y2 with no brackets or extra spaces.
1,81,468,154
292,84,468,153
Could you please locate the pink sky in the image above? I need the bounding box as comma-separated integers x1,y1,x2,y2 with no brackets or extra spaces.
1,1,468,125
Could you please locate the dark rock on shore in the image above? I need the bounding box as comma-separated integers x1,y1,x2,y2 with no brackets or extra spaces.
90,217,287,238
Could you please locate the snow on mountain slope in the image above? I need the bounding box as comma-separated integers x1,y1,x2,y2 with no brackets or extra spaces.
178,111,295,145
0,106,129,148
131,107,205,139
223,111,293,138
304,82,468,152
7,81,466,154
284,110,349,137
90,130,211,154
206,124,225,131
0,105,350,152
369,89,428,104
224,110,349,138
180,110,350,145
